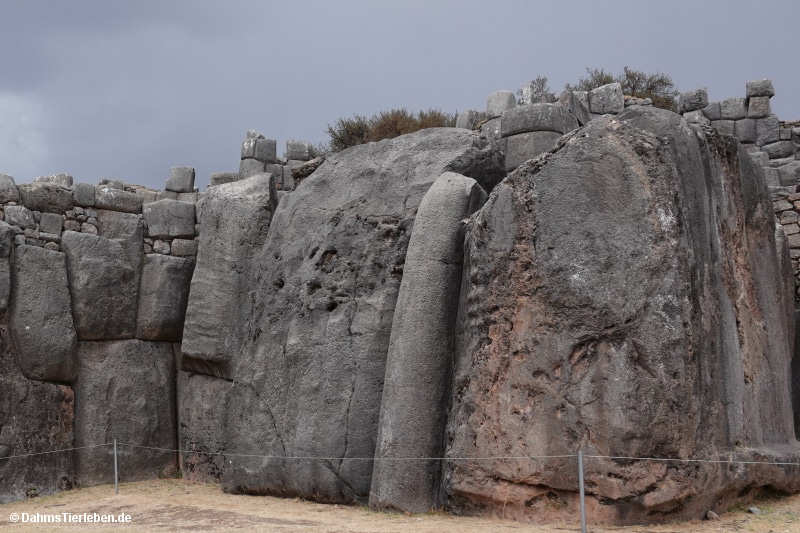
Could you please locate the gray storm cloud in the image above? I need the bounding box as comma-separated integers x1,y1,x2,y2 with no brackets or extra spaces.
0,0,797,189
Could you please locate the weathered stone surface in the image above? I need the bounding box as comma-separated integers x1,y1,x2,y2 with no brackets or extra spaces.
4,205,35,229
153,239,170,254
777,161,800,186
678,88,708,113
711,120,735,136
747,79,775,98
0,174,19,203
39,212,63,235
748,96,771,118
504,131,562,171
0,327,74,503
558,90,591,126
588,82,624,114
98,178,125,190
136,254,194,341
9,245,76,382
683,110,708,126
486,90,516,116
209,172,239,186
165,166,196,193
735,118,757,143
143,199,195,239
702,102,721,120
177,192,197,203
444,107,799,524
34,173,73,187
286,140,311,161
171,238,198,257
156,190,178,201
764,141,795,159
479,116,502,142
456,110,481,129
178,370,231,482
95,186,142,213
756,115,780,146
61,231,139,340
239,158,265,179
721,97,747,120
217,128,504,502
0,222,14,258
135,188,157,203
181,173,277,377
18,183,73,213
254,138,277,163
370,172,487,513
74,340,175,486
501,103,579,137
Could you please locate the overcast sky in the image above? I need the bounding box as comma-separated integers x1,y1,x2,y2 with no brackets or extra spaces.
0,0,797,190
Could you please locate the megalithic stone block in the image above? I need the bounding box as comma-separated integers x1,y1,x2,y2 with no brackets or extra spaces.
588,82,624,114
61,231,139,340
165,166,196,193
486,90,516,116
370,172,487,513
74,340,176,486
136,254,194,341
9,245,77,382
143,199,196,239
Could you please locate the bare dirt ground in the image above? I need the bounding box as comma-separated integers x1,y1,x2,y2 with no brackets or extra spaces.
0,479,798,532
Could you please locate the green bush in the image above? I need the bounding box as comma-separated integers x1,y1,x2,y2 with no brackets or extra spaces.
326,108,456,152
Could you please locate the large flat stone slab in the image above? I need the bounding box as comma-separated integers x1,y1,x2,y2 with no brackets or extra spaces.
9,245,77,382
74,340,176,486
137,254,194,341
61,231,139,340
0,329,74,503
181,174,276,377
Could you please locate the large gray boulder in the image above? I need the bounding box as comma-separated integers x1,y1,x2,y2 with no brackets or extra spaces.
504,131,562,171
143,199,195,239
9,246,77,382
588,82,624,114
18,182,73,213
137,254,194,341
443,107,799,524
0,326,74,503
217,128,504,503
370,172,486,512
181,174,277,377
74,340,176,486
61,231,139,339
0,174,19,203
501,103,578,137
165,166,195,193
95,186,142,213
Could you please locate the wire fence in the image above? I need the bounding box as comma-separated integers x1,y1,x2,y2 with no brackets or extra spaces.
3,440,800,533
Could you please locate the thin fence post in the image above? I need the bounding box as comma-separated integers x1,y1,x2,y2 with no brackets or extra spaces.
114,439,119,495
578,449,587,533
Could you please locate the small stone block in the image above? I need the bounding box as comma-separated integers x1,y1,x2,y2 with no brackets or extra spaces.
165,166,196,193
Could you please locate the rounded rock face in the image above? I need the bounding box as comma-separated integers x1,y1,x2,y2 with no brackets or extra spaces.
444,107,800,524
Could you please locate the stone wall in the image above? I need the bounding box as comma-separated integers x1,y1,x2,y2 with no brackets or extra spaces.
673,81,800,302
2,79,800,526
210,130,317,191
0,166,202,500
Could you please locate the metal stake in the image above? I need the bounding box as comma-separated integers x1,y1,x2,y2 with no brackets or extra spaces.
113,439,119,495
578,449,587,533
